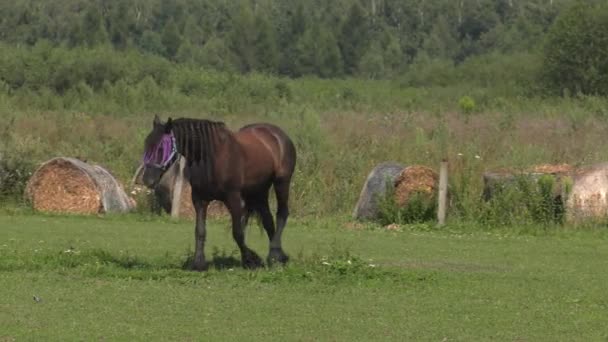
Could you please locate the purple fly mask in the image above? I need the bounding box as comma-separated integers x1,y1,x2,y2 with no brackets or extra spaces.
143,132,177,169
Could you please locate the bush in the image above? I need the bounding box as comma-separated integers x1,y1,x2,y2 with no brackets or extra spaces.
376,181,437,225
479,175,568,226
0,153,35,201
458,96,476,115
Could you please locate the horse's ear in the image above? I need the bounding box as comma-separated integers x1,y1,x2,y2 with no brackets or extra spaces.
165,117,173,133
153,114,161,126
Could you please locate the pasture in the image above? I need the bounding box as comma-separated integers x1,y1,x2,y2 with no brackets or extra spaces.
2,212,608,341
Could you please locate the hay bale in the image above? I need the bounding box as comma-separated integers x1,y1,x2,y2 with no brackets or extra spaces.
530,163,573,174
133,160,227,220
393,166,439,207
353,162,405,220
482,164,573,201
566,162,608,223
25,157,134,215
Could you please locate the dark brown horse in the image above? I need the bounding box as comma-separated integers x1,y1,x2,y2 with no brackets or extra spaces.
141,115,296,270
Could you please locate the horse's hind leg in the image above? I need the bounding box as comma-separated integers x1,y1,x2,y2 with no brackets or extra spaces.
226,192,263,269
256,196,281,264
268,178,291,264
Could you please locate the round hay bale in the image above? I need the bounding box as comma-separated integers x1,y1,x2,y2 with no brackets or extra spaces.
173,180,227,220
482,163,573,201
482,163,574,224
393,165,439,207
566,162,608,223
530,163,573,174
353,162,405,220
132,161,227,220
25,157,134,215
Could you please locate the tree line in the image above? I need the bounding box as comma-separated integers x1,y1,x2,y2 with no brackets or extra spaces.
0,0,567,77
1,0,607,96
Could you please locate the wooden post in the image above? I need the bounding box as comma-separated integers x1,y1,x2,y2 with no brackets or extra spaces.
130,163,144,186
171,156,186,219
437,160,448,226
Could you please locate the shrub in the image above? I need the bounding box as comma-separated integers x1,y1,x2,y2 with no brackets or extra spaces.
458,96,476,115
0,153,35,201
377,180,437,225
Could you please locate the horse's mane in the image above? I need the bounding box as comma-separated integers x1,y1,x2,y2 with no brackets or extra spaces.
170,118,228,181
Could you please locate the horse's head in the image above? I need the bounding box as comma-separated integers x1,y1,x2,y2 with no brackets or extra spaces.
141,115,176,188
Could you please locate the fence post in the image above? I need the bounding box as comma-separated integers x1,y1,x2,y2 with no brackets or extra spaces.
437,159,448,226
130,163,144,186
171,156,186,219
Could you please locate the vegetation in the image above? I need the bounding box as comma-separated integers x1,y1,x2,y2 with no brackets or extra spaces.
2,2,608,338
0,0,571,79
2,0,608,225
2,214,608,340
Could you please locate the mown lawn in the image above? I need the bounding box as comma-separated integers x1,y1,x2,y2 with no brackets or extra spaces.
1,214,608,341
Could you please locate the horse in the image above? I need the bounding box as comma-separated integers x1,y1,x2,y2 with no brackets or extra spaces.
141,115,296,271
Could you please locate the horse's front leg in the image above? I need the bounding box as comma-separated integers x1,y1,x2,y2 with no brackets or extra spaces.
226,192,263,269
192,198,209,271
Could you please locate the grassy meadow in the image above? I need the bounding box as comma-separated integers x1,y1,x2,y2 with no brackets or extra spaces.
3,48,608,340
2,213,608,340
3,2,608,340
4,67,608,220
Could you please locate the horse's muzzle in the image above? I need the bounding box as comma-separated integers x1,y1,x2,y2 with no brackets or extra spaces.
142,165,165,188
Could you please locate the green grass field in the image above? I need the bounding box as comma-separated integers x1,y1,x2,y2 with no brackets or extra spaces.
1,213,608,341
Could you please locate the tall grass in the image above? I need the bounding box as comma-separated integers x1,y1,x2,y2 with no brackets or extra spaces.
3,45,608,222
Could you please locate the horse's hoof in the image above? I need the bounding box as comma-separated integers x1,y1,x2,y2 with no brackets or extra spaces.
242,251,264,269
192,261,209,272
268,248,289,265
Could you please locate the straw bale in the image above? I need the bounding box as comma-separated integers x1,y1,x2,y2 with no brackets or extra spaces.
25,157,134,215
132,160,227,220
483,163,574,201
175,180,227,220
353,162,405,220
393,166,439,207
566,162,608,223
530,163,573,175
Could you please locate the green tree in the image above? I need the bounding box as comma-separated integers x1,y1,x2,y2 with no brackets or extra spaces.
199,36,237,72
140,30,165,55
295,23,343,78
339,2,371,75
358,42,385,79
81,4,108,47
228,2,257,72
278,2,307,76
380,29,402,75
422,15,458,60
182,15,205,46
161,18,182,58
175,40,198,65
254,15,279,73
108,0,131,49
543,1,608,95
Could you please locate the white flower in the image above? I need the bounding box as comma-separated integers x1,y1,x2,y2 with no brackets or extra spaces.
475,155,481,159
457,153,463,156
